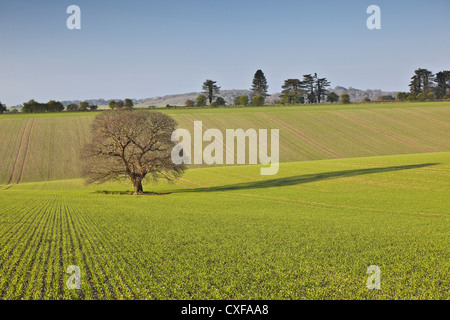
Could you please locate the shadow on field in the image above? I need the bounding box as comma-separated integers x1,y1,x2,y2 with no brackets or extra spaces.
175,163,439,193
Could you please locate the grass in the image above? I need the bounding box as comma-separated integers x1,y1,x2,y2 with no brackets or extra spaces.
0,102,449,300
1,101,450,183
0,152,449,299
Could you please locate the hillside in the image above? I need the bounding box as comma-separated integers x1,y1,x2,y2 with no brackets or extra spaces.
0,152,449,299
135,87,398,106
7,87,399,110
1,101,449,184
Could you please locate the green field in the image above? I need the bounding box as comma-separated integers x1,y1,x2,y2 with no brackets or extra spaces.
1,101,450,183
0,102,449,299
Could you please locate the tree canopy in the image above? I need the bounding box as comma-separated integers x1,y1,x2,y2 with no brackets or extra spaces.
0,101,6,114
202,80,221,104
124,99,134,109
234,95,249,106
340,94,351,104
81,110,185,194
22,99,64,113
251,70,269,100
281,79,305,105
196,94,207,107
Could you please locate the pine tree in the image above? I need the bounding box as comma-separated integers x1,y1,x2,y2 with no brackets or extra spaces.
434,71,450,99
302,74,316,103
251,70,269,99
281,79,305,104
409,68,434,96
315,74,330,103
202,80,221,104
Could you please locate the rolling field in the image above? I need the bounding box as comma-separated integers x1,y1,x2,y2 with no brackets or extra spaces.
1,101,450,184
0,152,449,299
0,102,449,300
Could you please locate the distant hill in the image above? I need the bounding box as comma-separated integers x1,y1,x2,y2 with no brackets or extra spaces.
140,90,253,106
26,86,398,109
139,87,398,105
330,86,398,102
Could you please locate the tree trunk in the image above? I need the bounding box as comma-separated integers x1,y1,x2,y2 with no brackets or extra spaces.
133,178,143,195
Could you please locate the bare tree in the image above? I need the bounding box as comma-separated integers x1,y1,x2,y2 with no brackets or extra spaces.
81,110,185,194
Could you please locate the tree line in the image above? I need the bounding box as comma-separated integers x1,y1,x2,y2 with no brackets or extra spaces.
20,99,99,113
186,70,270,108
18,98,135,113
396,68,450,102
3,68,449,113
187,70,347,107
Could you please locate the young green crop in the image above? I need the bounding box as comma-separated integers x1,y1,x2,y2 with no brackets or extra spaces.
0,152,448,299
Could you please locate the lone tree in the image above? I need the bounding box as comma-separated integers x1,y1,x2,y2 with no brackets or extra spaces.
251,69,269,100
202,80,221,104
81,110,185,194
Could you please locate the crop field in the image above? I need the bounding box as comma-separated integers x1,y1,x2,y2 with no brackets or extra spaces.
0,102,449,300
1,102,450,183
0,152,449,299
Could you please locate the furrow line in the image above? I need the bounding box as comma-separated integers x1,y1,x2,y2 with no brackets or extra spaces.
331,111,434,153
183,114,247,165
65,196,170,299
0,194,54,268
64,200,116,299
0,194,57,298
16,118,36,184
401,109,450,129
259,112,343,159
11,195,60,299
66,197,143,299
6,119,29,185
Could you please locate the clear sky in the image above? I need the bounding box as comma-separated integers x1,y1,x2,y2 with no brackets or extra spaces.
0,0,449,106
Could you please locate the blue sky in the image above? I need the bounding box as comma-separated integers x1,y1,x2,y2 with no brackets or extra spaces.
0,0,449,106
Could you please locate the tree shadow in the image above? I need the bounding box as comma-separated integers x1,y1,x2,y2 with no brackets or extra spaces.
174,163,439,193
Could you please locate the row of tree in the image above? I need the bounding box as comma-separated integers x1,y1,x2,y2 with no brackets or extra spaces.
186,70,270,107
280,73,331,105
188,70,337,107
405,68,450,100
21,99,99,113
185,67,449,109
108,99,134,109
18,97,137,113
